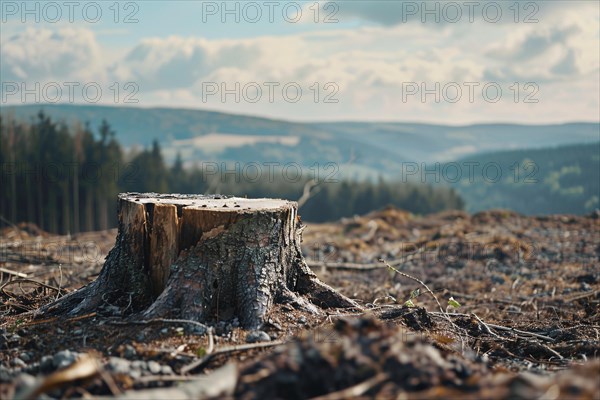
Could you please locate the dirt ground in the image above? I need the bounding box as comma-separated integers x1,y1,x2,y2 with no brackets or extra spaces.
1,207,599,399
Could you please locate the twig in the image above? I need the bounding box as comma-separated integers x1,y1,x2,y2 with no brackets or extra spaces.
298,152,356,208
431,312,555,342
99,367,122,396
135,375,213,384
108,318,210,334
379,259,447,320
297,179,321,208
207,327,214,355
0,267,28,278
539,344,564,360
0,278,61,295
307,248,428,271
449,291,520,306
484,322,555,342
0,214,19,230
3,301,33,311
564,290,599,303
24,313,96,327
471,313,502,339
180,340,284,375
55,264,63,301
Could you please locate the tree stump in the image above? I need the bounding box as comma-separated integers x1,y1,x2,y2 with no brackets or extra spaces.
42,193,358,328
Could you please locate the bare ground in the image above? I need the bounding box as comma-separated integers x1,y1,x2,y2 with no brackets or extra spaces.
1,207,599,399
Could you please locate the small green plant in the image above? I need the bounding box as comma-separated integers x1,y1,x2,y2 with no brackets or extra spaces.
9,319,25,333
448,297,461,309
403,288,421,307
379,258,459,330
196,347,207,357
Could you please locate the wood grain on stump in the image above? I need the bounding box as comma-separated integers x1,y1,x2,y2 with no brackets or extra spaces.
42,193,358,328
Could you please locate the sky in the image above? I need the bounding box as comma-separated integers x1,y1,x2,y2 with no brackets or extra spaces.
1,0,599,124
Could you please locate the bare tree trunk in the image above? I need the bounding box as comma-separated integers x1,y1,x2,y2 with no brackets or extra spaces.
41,193,358,328
99,197,108,231
85,191,93,232
72,168,79,234
36,171,44,231
8,120,17,224
63,183,70,235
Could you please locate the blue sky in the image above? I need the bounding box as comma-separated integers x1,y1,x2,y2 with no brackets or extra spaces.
1,1,599,123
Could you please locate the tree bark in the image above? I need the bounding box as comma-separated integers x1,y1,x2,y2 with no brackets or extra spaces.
41,193,358,328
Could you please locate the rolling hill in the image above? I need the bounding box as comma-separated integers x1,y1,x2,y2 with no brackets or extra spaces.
445,142,600,215
2,105,598,181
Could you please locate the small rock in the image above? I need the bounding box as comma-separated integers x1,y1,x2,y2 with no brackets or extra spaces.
123,345,137,359
53,350,78,369
186,324,206,335
131,360,148,371
37,356,53,373
160,328,169,334
11,357,27,368
102,305,121,316
148,361,161,374
246,330,271,343
299,316,307,324
581,282,592,291
0,365,13,381
129,369,142,379
161,365,173,375
73,329,83,336
13,373,37,393
19,352,31,363
108,357,131,374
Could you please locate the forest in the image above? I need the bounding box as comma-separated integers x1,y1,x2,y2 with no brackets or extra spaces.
448,142,600,215
0,112,464,234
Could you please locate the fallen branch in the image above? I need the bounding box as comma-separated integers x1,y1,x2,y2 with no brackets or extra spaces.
472,313,502,339
307,248,429,271
25,313,96,327
180,340,285,374
0,278,62,297
485,322,556,342
102,363,238,400
108,318,209,334
564,290,600,303
0,267,28,278
14,354,100,400
431,312,555,342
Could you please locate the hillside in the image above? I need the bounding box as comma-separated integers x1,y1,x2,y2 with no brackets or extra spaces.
447,143,600,215
2,105,598,180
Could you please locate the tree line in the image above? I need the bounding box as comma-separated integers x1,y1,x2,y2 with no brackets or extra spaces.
0,112,464,234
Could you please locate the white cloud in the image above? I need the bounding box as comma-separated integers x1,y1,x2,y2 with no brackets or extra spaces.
0,27,106,82
1,3,598,124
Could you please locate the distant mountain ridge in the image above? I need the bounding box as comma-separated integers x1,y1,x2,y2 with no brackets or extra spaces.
2,104,599,180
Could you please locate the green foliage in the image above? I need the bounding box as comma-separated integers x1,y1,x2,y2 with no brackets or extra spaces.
446,143,600,215
0,113,464,233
